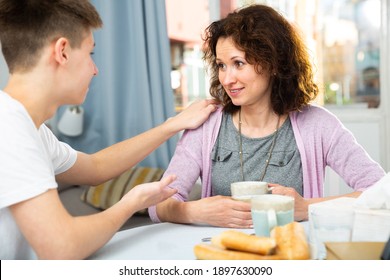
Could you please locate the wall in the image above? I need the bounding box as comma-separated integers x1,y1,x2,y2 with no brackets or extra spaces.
165,0,210,44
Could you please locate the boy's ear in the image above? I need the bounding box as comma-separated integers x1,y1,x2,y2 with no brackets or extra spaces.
53,37,70,64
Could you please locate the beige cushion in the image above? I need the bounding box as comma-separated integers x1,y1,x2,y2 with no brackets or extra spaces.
80,166,164,215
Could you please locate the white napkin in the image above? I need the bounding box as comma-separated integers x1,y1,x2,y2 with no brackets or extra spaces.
354,172,390,209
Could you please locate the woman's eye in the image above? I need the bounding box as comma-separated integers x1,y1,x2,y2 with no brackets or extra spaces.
235,61,244,67
217,63,226,70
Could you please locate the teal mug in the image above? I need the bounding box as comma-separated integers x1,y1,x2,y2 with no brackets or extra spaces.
251,194,294,237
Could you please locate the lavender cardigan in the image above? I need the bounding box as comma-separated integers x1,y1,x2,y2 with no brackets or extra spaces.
149,105,385,222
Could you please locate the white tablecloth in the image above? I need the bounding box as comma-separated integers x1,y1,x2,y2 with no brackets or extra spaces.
89,222,309,260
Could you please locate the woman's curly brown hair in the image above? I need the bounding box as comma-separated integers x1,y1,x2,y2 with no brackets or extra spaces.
203,4,318,115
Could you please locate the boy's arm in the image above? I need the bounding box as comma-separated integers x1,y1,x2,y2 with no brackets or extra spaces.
10,175,177,259
56,99,217,186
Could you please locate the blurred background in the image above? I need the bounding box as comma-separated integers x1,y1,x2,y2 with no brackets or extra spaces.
0,0,388,195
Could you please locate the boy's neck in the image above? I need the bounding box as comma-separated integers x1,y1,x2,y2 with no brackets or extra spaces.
4,75,58,128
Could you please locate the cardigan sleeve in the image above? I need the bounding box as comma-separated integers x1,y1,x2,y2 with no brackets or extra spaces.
147,128,204,223
324,114,385,191
147,107,224,223
292,105,385,197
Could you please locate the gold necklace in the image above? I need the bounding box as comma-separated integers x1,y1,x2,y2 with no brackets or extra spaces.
238,108,280,181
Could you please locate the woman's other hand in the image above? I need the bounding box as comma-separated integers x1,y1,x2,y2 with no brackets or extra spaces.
269,183,309,221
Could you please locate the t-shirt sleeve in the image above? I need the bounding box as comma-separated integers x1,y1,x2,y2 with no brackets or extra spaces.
39,125,77,175
0,113,58,209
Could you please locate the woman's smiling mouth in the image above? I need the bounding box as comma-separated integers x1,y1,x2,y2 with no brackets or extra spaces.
228,87,244,97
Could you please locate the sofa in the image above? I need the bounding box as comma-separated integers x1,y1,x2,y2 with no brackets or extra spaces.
58,168,201,231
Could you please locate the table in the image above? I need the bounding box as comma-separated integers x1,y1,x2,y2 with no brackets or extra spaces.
88,222,309,260
89,223,252,260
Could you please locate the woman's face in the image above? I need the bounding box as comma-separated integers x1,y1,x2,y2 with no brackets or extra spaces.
216,37,272,108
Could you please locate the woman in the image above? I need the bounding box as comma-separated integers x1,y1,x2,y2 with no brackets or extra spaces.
148,4,385,228
0,0,217,259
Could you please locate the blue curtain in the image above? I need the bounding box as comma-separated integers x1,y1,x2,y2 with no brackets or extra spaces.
58,0,177,168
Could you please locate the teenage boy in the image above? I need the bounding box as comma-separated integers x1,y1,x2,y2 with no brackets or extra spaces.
0,0,216,259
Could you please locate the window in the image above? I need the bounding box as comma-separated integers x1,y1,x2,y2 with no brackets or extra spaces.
318,0,381,108
239,0,381,108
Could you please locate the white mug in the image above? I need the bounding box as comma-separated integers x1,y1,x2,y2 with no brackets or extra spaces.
230,181,272,202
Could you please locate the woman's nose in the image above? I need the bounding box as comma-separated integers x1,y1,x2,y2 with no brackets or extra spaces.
220,68,236,85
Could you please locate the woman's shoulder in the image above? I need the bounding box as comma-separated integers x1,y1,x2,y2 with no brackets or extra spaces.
291,104,340,126
180,105,223,139
190,105,223,130
210,105,224,119
297,103,333,116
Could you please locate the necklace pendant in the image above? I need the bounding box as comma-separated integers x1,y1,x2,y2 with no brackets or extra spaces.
237,108,281,182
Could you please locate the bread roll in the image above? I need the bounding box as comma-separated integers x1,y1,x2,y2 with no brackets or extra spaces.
212,230,276,255
271,222,310,260
210,233,226,249
194,244,282,260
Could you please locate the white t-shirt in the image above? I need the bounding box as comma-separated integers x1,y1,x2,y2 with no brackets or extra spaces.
0,91,77,259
